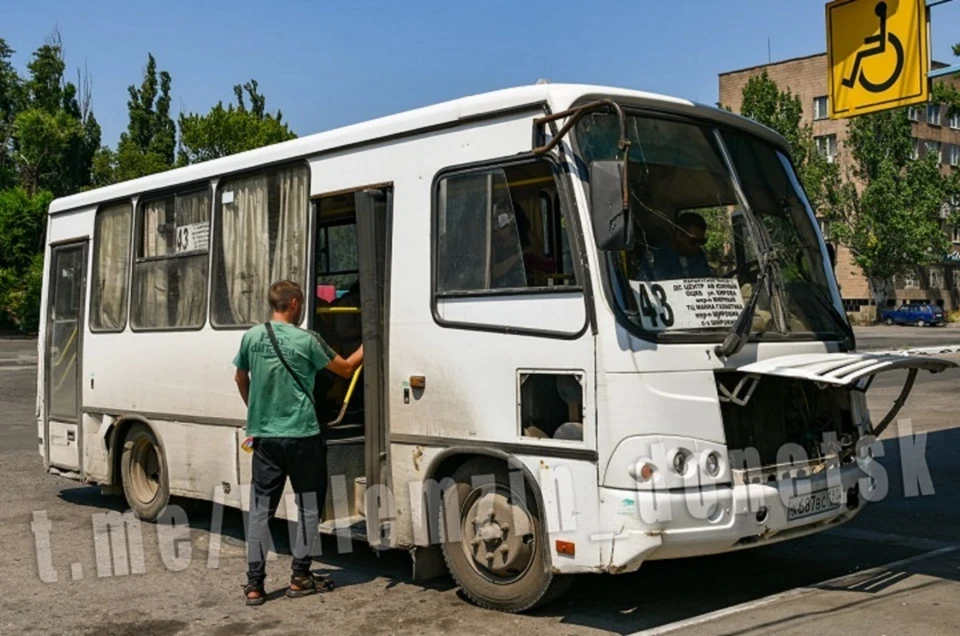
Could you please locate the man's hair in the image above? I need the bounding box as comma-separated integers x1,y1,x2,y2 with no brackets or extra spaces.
269,280,304,312
676,212,708,232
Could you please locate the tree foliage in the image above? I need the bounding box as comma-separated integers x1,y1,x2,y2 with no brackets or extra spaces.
95,54,176,184
177,80,296,165
737,70,848,218
0,188,51,330
0,32,300,332
828,109,958,319
0,32,101,331
10,32,100,196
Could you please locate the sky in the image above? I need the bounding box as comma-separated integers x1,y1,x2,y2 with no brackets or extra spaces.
3,0,960,147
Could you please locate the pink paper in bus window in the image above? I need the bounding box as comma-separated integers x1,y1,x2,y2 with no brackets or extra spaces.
317,285,336,303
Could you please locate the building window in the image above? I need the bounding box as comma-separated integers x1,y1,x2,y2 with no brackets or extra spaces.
813,96,829,120
90,202,133,332
928,267,944,290
435,159,579,293
927,104,942,126
211,163,309,327
926,140,942,163
131,189,211,330
952,226,960,244
911,137,920,160
908,106,922,122
950,112,960,130
814,134,837,163
949,144,960,167
902,270,920,288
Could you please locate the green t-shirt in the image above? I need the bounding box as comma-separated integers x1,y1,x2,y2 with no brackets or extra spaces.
233,321,336,438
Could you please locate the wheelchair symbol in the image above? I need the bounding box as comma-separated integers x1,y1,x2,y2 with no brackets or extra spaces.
841,1,904,93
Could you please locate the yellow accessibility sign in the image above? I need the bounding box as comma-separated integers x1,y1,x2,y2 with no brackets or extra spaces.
826,0,930,119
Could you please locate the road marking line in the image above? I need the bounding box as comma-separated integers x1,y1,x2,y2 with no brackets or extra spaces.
825,527,956,551
630,545,959,636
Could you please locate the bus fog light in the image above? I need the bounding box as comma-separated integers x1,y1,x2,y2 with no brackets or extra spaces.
671,449,692,475
704,452,721,477
630,461,657,483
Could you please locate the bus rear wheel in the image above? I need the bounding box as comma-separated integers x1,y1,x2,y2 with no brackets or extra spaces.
120,423,169,521
440,458,571,612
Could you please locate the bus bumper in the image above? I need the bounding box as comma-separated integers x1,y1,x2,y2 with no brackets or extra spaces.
594,462,867,574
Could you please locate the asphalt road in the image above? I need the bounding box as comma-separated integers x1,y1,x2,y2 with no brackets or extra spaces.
1,333,958,635
854,323,960,351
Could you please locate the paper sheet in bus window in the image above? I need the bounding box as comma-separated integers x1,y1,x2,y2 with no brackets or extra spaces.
628,278,744,332
175,222,210,254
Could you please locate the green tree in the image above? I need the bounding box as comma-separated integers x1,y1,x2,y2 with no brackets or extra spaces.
735,70,850,218
102,54,175,182
177,80,296,165
10,33,100,196
0,188,52,330
828,109,958,320
0,39,25,190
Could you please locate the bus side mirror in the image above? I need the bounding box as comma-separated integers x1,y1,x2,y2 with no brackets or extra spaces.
589,160,634,251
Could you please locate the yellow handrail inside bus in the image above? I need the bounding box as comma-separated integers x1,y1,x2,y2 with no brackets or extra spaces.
53,352,76,393
327,364,363,427
316,306,361,314
55,326,78,367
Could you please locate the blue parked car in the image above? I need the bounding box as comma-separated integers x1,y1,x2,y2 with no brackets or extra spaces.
882,303,945,327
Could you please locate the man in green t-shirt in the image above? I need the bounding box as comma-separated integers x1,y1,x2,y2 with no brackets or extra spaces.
234,280,363,605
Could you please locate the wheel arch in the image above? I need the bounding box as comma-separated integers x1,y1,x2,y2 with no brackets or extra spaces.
105,415,166,487
422,446,554,574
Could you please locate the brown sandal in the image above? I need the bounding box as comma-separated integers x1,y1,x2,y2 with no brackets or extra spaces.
286,572,335,598
244,582,266,606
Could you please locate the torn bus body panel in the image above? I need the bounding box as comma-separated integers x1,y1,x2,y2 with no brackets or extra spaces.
737,352,956,387
717,352,957,473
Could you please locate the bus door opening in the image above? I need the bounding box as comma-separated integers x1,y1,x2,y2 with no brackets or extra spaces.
311,188,391,538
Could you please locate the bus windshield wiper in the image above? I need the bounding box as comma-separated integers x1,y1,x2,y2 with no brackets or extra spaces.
714,251,776,359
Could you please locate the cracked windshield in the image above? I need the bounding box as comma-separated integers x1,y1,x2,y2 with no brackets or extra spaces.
576,111,846,338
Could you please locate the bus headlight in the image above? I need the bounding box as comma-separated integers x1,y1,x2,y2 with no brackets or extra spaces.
704,451,721,477
671,448,692,476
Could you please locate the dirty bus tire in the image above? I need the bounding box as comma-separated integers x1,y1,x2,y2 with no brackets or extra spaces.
440,458,571,612
120,423,169,522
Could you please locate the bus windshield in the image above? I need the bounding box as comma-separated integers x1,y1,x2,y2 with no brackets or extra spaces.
575,111,847,340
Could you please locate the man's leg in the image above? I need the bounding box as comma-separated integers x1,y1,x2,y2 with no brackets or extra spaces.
247,438,287,588
286,433,327,578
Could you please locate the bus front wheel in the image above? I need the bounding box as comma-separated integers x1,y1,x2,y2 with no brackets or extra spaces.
120,423,169,521
440,457,571,612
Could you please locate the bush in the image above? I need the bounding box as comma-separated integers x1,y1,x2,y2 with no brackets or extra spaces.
0,187,52,333
947,310,960,324
0,253,44,333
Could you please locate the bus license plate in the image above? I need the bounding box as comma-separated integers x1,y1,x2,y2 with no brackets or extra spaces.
787,486,843,521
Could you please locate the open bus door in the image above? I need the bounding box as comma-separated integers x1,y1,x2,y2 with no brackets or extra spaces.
44,241,88,473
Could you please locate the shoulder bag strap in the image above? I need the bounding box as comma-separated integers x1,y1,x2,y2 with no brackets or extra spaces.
264,322,315,406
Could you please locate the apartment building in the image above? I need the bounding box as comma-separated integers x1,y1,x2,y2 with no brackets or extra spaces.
719,53,960,320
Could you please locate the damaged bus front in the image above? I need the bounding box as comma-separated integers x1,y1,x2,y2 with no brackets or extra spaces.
558,100,956,570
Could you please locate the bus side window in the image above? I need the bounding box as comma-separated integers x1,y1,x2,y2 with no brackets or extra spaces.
435,159,579,294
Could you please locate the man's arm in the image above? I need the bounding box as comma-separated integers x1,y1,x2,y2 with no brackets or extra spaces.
326,344,364,380
235,368,250,406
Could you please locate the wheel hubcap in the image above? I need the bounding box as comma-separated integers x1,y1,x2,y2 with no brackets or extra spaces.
131,439,161,503
460,488,536,581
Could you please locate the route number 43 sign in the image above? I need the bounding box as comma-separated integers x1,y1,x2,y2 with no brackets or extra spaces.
629,278,745,332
